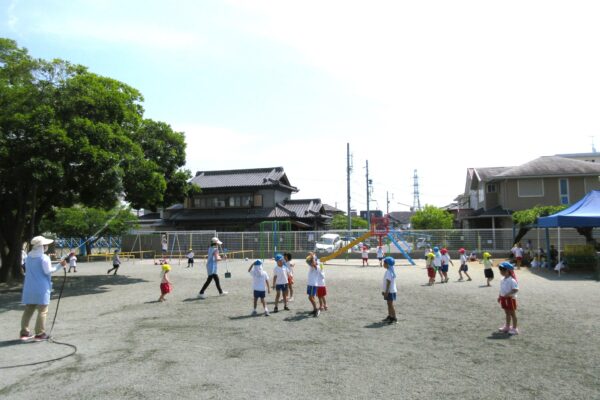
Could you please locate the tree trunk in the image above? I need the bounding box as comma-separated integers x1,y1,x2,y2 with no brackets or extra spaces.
575,227,600,250
513,227,531,244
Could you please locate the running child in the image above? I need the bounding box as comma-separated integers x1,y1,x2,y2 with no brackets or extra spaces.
272,254,289,313
482,251,494,286
511,243,524,270
306,252,320,317
426,251,436,286
186,248,194,268
158,264,172,302
316,262,328,311
248,260,270,316
497,261,519,335
377,245,385,267
381,256,397,324
440,248,453,283
457,248,472,281
107,250,121,275
67,251,77,273
284,252,295,301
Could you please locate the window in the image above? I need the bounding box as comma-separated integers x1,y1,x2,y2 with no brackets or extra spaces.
253,194,263,207
486,183,496,193
241,196,252,207
559,179,569,205
518,179,544,197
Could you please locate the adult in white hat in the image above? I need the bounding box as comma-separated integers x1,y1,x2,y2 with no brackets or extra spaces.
197,237,227,298
20,236,66,341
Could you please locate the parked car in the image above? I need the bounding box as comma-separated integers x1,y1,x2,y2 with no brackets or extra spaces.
315,233,342,254
340,236,359,252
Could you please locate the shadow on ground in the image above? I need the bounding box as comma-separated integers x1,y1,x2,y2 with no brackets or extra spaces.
0,274,147,313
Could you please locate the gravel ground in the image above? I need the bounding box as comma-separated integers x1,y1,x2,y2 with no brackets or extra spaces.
1,256,599,400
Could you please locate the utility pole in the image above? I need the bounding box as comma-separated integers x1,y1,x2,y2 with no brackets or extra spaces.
386,191,391,215
346,143,352,231
366,160,371,229
413,169,422,211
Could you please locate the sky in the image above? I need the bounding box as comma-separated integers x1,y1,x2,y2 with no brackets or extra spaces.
2,0,600,213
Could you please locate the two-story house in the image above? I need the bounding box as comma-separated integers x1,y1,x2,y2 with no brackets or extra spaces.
460,156,600,229
157,167,331,231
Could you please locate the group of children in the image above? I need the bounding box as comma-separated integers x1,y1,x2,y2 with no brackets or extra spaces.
155,239,519,334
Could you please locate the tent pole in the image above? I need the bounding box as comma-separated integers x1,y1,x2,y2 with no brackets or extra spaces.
558,227,561,277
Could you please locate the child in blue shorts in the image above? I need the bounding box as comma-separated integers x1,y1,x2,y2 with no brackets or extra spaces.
306,252,320,317
381,256,398,324
271,254,289,313
248,260,270,316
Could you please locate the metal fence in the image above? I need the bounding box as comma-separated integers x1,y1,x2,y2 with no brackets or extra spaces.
102,228,600,259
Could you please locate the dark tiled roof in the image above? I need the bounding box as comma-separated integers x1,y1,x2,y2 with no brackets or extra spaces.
190,167,298,192
323,204,345,214
269,199,329,219
467,206,513,218
493,156,600,179
474,167,512,181
388,211,414,224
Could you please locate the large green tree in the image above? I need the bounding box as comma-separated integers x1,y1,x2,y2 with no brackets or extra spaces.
0,39,193,282
410,205,454,229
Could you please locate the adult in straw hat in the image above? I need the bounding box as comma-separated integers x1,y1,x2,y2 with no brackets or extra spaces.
20,236,67,341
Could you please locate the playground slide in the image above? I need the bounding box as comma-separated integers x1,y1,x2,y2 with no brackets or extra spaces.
320,232,373,263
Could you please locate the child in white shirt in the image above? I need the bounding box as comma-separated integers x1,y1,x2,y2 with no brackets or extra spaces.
377,246,385,267
381,256,398,324
316,263,328,311
284,253,295,301
440,248,453,283
186,249,194,268
306,252,320,317
497,262,519,335
361,245,369,267
271,254,289,313
67,251,77,273
248,260,270,316
457,248,472,281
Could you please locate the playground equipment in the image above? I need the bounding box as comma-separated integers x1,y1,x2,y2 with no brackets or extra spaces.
319,216,416,265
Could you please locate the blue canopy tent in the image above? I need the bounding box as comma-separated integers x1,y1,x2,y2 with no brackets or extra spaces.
538,190,600,228
537,190,600,275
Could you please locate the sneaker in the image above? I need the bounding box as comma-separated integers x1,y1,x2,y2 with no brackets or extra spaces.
34,333,50,341
251,310,258,316
315,309,321,317
198,293,206,299
498,325,510,333
323,306,328,311
20,331,33,341
273,307,278,313
458,277,464,281
508,328,519,335
219,291,228,296
387,318,398,324
382,316,392,322
288,297,294,302
264,311,270,316
284,306,290,311
467,278,472,281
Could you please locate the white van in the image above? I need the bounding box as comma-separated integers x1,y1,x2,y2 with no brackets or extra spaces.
315,233,342,254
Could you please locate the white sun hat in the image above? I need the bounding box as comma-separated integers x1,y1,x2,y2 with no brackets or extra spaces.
211,237,223,245
30,236,53,247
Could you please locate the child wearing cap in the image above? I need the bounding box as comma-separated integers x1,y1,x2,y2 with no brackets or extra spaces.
306,252,320,317
457,248,472,281
107,250,121,275
272,254,290,313
482,252,494,286
284,253,295,301
316,262,328,311
67,251,77,273
377,245,385,267
381,256,398,324
158,264,172,302
426,252,436,286
433,247,443,283
248,260,271,316
186,249,194,268
497,262,519,335
440,248,453,283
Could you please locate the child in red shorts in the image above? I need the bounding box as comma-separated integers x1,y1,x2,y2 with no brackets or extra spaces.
497,262,519,335
316,262,328,311
159,264,173,302
425,252,436,286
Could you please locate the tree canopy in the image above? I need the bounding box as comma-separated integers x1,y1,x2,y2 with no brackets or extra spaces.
410,205,454,230
0,39,193,282
330,214,368,229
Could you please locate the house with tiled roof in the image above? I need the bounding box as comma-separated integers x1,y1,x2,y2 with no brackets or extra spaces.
156,167,331,231
459,156,600,229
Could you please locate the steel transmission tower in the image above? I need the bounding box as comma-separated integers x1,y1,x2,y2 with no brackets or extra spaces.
412,169,421,211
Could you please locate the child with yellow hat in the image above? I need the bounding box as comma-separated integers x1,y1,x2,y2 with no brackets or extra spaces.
482,252,494,286
425,251,436,286
158,264,173,302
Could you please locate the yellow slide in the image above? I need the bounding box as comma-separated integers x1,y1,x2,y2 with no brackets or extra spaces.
319,231,373,263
